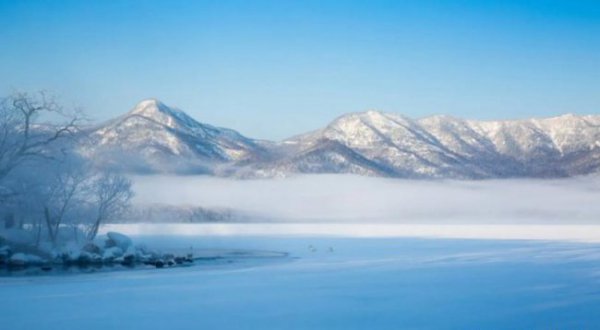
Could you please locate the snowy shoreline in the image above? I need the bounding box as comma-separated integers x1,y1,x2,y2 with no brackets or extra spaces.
0,230,196,273
103,223,600,243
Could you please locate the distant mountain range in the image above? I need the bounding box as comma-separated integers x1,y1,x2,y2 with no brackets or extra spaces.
83,99,600,179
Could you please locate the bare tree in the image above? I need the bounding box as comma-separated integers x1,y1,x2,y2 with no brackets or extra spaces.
0,91,87,238
87,173,133,240
0,91,82,182
0,91,132,248
30,154,134,244
41,158,91,244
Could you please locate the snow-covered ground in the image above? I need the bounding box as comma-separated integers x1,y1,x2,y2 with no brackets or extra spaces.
4,175,600,328
3,230,600,329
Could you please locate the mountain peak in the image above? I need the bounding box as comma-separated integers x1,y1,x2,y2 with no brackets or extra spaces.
126,99,200,130
364,109,384,116
327,110,414,134
89,100,266,173
130,98,170,116
337,109,386,120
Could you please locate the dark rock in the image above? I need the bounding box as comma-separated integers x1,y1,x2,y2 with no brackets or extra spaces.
102,247,124,262
154,260,165,268
41,265,52,271
121,254,135,266
51,256,63,265
138,254,152,264
0,246,10,264
61,253,71,264
78,252,102,265
77,253,91,265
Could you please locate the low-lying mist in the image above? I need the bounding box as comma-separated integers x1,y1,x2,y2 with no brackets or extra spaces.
131,174,600,224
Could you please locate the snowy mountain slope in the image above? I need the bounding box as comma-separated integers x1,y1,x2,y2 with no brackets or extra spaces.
245,111,600,179
84,99,268,174
83,100,600,179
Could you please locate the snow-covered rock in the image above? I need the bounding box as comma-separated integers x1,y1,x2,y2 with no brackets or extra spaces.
82,242,102,254
102,246,124,261
61,242,82,261
0,230,191,270
121,246,137,266
9,253,44,267
106,232,133,251
123,246,136,257
8,253,28,266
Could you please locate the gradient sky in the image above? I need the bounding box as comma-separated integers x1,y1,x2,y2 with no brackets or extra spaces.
0,0,599,139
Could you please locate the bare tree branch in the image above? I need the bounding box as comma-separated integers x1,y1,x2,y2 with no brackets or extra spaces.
0,91,83,181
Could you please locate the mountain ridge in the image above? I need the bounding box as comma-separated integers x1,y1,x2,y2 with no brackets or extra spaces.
83,99,600,179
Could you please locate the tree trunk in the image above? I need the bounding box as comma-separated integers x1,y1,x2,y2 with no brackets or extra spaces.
88,215,102,241
44,206,56,245
35,217,42,247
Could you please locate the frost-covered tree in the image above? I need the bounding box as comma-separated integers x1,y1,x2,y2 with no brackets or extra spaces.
0,91,82,232
0,91,81,182
0,92,133,250
86,173,133,240
36,157,133,244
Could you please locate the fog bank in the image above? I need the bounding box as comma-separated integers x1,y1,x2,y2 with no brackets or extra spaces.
132,175,600,224
102,223,600,243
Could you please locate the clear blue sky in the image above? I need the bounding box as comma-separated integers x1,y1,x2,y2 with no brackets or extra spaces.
0,0,599,139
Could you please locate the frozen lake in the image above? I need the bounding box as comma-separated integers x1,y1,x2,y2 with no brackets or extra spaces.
3,224,600,329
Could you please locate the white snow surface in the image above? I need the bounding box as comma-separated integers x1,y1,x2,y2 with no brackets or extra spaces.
3,234,600,329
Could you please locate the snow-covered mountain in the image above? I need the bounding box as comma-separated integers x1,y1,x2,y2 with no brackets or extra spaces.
244,111,600,179
85,100,600,179
84,99,269,174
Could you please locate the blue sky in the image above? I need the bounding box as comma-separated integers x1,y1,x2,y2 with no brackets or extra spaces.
0,0,599,139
